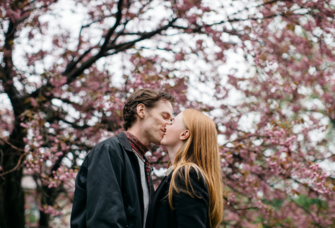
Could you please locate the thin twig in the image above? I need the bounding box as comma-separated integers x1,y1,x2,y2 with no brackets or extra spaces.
0,137,24,151
0,152,28,177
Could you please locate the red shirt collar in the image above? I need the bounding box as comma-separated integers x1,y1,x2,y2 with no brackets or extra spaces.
124,131,148,156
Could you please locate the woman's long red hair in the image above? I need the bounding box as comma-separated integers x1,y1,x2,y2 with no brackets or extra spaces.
168,109,223,228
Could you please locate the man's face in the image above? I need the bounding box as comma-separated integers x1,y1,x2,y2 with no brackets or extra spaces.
142,100,173,145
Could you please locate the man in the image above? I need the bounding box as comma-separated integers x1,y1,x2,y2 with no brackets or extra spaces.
71,89,175,228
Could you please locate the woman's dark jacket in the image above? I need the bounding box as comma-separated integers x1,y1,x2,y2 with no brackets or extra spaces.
146,167,210,228
70,132,154,228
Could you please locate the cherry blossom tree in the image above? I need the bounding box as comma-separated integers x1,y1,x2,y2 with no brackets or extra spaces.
0,0,334,227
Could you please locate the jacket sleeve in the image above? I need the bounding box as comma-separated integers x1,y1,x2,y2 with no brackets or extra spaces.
71,142,127,228
174,169,209,228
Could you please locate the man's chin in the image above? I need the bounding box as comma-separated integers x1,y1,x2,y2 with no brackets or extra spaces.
150,136,162,145
158,136,166,146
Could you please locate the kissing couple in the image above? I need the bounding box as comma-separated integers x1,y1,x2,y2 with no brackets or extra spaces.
71,89,223,228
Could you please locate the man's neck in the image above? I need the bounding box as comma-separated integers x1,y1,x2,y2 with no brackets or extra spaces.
127,128,150,147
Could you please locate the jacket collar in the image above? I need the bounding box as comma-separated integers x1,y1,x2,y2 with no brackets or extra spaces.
117,132,152,165
124,131,148,156
151,172,172,203
116,132,133,153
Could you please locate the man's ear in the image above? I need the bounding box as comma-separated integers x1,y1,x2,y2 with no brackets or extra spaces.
180,130,190,141
136,103,146,119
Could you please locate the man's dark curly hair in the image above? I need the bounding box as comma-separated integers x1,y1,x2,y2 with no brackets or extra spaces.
123,89,175,130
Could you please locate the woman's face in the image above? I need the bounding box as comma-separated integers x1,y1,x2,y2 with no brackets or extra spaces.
160,112,187,147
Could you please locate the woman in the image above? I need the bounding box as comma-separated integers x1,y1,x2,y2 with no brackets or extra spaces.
146,109,223,228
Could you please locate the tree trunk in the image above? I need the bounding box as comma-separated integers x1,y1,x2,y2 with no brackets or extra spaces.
1,16,26,228
0,132,25,228
38,186,58,228
39,210,50,228
0,168,25,228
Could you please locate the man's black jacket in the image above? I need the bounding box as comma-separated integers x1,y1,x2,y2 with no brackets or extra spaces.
146,168,209,228
71,132,154,228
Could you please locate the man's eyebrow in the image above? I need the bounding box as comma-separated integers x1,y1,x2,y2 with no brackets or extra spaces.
162,111,172,117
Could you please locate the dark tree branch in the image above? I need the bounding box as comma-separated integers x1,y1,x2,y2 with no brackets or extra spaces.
22,0,37,8
0,151,27,177
171,10,313,35
63,47,95,75
29,0,124,98
98,0,124,56
110,20,130,46
211,11,312,26
0,21,5,34
105,18,178,56
0,138,24,152
59,118,91,130
29,13,178,102
65,17,177,82
226,0,287,17
77,13,118,48
23,0,58,13
113,0,152,38
137,46,179,54
3,20,28,117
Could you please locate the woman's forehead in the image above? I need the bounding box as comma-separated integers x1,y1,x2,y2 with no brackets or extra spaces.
175,112,184,120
